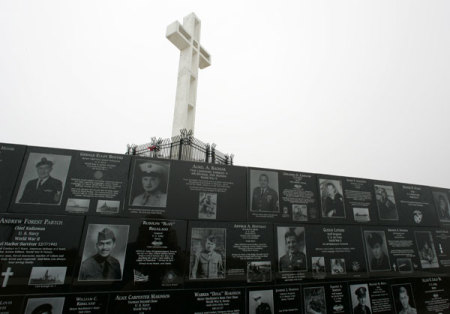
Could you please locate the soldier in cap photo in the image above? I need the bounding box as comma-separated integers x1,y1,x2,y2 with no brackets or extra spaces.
252,293,272,314
79,227,122,281
279,228,307,272
131,161,168,207
366,231,390,271
31,303,53,314
353,286,372,314
19,157,63,204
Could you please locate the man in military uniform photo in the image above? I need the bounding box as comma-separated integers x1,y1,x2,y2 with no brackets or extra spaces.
79,227,122,281
279,229,307,272
252,294,272,314
376,187,398,220
251,173,279,212
366,232,390,272
353,286,372,314
190,234,224,279
19,157,63,204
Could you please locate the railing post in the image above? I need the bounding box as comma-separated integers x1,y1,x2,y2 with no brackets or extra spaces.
211,144,216,164
230,154,234,166
205,144,210,163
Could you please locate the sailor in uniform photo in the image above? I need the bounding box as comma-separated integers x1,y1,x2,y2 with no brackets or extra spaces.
19,157,63,204
79,227,122,281
132,161,168,207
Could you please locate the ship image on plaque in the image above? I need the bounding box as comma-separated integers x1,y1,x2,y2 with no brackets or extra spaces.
248,289,274,314
391,284,417,314
364,231,391,272
198,192,217,219
303,287,326,314
349,284,372,314
24,297,65,314
65,198,90,213
277,226,307,273
78,224,129,281
414,231,439,269
28,267,66,286
432,190,450,223
15,152,71,205
96,200,120,214
318,178,346,219
129,159,170,208
250,169,279,213
374,184,399,221
189,228,226,280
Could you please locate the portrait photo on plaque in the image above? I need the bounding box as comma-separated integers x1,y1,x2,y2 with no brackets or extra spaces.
303,286,326,314
129,159,170,208
250,169,279,213
24,297,65,314
78,224,129,281
15,152,71,205
248,289,274,314
198,192,217,219
364,230,391,272
349,284,372,314
277,226,307,273
318,178,346,219
311,256,326,279
391,283,417,314
189,228,226,280
374,184,399,221
414,231,439,269
432,190,450,223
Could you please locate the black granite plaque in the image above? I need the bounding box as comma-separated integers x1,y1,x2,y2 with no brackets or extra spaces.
186,288,245,313
248,168,320,223
303,282,350,314
0,295,25,313
362,227,420,277
0,143,26,212
307,225,367,280
123,219,186,290
342,177,378,224
397,184,439,227
10,146,130,215
431,187,450,227
413,277,450,314
109,291,182,313
274,225,309,283
187,221,273,286
273,286,301,313
372,180,401,224
349,280,394,313
62,293,109,313
0,214,83,295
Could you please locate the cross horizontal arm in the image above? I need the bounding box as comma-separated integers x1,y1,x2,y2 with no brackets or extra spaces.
166,21,191,50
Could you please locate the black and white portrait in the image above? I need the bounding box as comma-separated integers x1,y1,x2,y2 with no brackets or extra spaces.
78,224,129,281
432,191,450,222
330,258,346,275
28,267,66,286
353,207,370,223
364,231,391,272
189,228,226,280
24,297,65,314
96,200,120,214
319,178,346,218
277,226,307,272
247,261,271,283
350,284,372,314
415,231,439,269
129,159,170,208
374,184,398,221
292,204,308,221
16,153,71,205
391,284,417,314
198,192,217,219
303,286,326,314
65,198,90,213
250,169,279,212
249,289,274,314
311,257,325,278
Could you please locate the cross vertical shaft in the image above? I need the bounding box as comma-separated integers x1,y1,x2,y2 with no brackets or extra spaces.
166,13,211,137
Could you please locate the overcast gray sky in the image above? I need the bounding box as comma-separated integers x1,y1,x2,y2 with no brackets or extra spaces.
1,0,449,188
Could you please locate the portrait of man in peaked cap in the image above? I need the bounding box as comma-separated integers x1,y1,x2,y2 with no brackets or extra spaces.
130,159,170,208
16,153,71,205
350,284,372,314
79,224,129,281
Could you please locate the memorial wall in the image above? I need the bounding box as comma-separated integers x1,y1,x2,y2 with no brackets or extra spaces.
0,142,450,313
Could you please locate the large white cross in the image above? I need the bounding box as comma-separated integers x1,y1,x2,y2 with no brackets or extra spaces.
166,13,211,137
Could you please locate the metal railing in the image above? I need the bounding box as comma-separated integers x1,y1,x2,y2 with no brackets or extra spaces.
126,129,234,165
